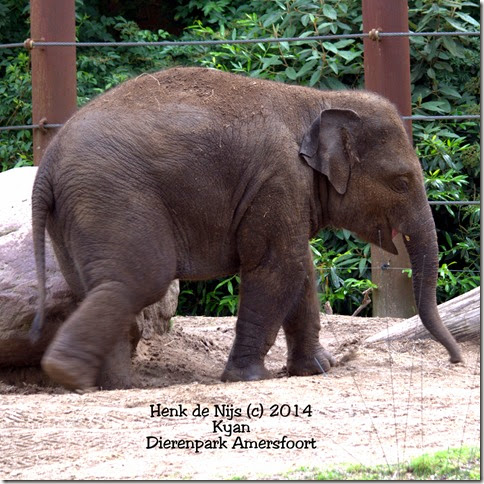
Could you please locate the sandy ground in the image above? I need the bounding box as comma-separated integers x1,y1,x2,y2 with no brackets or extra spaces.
0,314,480,480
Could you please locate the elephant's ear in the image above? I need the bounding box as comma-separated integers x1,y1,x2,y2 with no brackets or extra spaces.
299,108,361,195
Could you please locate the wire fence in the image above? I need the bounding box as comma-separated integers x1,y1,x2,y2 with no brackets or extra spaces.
1,114,480,132
1,27,480,211
0,28,480,50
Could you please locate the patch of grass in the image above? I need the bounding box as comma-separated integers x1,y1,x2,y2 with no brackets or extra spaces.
408,446,480,480
282,446,480,480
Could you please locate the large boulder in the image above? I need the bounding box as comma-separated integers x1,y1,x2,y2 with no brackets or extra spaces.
0,166,179,374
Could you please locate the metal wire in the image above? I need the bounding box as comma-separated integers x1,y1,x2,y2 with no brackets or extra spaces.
0,42,25,49
1,113,479,133
0,30,480,50
0,123,63,131
402,115,480,121
429,201,480,206
371,266,480,273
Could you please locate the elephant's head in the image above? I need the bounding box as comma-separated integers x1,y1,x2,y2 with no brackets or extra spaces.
299,93,462,363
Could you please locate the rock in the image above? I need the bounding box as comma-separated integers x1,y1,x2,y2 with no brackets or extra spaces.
0,166,179,370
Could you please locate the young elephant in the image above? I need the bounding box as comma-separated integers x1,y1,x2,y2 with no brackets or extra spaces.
31,67,461,390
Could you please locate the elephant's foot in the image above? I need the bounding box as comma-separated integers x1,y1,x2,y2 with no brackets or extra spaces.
97,338,134,390
41,352,97,391
221,361,271,382
287,346,336,376
41,342,100,391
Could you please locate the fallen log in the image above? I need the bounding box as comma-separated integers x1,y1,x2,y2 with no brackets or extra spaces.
365,286,480,344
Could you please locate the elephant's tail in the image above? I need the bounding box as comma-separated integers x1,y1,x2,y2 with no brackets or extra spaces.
29,153,56,343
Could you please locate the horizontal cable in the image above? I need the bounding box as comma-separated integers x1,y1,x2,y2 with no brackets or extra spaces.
315,264,480,274
369,267,479,273
369,266,480,273
429,201,480,206
0,42,25,49
0,127,481,207
0,123,62,131
403,115,480,121
0,30,480,50
1,112,479,133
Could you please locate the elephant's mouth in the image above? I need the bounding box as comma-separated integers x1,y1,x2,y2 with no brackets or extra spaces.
373,225,399,255
348,222,399,255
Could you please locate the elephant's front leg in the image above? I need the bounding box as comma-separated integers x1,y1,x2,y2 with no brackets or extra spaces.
283,247,335,376
221,250,311,382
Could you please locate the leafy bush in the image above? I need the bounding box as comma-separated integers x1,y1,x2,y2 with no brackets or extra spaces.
181,0,364,89
311,230,376,316
0,0,479,315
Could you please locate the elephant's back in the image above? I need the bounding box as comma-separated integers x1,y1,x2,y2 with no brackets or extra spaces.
78,66,317,119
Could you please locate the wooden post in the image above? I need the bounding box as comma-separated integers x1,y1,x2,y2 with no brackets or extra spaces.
362,0,416,318
30,0,77,165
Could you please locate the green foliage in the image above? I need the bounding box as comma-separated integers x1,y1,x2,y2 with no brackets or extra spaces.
0,0,29,46
311,230,376,315
407,446,480,480
0,0,479,315
407,0,480,304
0,1,31,168
0,51,32,169
418,127,480,301
177,275,240,316
181,0,364,89
283,446,480,480
75,1,175,106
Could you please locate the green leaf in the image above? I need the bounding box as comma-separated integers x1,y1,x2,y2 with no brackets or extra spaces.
322,4,337,20
309,68,322,86
285,66,298,80
333,39,355,49
296,59,318,78
261,56,283,68
420,99,451,113
442,37,465,59
328,60,339,75
338,50,361,62
455,12,480,28
434,61,453,72
439,85,462,99
358,258,367,276
322,41,339,55
262,11,282,28
444,16,466,31
299,30,316,38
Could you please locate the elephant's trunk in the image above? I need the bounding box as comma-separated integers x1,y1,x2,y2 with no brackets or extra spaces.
402,210,462,363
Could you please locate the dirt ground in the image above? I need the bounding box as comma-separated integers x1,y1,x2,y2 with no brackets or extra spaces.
0,314,480,480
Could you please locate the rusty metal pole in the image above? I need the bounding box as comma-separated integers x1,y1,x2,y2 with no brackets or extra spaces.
30,0,77,165
363,0,416,318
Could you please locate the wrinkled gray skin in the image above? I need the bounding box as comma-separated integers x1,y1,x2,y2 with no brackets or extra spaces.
31,67,462,391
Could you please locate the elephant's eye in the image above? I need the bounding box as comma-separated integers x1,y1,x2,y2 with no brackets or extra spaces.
391,176,409,193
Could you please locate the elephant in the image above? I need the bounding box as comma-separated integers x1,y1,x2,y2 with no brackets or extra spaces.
31,66,462,391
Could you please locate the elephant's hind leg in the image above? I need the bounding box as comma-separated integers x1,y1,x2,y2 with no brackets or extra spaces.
42,209,177,391
41,282,138,390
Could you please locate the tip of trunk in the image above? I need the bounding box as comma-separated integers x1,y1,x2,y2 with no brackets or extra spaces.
449,347,463,364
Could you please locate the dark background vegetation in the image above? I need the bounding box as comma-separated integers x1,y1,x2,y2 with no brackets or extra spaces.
0,0,479,316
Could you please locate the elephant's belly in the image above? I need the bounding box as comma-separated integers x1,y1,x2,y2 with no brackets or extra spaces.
174,243,240,281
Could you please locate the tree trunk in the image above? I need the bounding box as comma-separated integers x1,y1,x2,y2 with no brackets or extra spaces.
365,286,480,344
